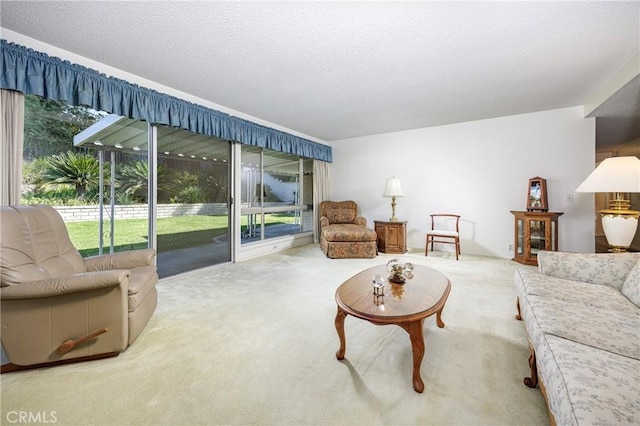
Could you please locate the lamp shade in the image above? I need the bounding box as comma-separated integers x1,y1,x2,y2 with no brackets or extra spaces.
383,177,404,197
575,156,640,193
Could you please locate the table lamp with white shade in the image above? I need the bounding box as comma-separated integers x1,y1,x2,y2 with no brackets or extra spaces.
575,156,640,252
383,176,404,222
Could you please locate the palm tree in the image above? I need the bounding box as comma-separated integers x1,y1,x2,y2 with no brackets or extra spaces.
39,151,100,200
201,170,228,203
168,171,204,203
119,161,171,203
119,160,149,202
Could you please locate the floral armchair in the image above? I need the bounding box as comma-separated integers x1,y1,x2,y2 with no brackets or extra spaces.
319,200,377,259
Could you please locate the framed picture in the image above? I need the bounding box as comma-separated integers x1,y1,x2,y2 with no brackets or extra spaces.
527,177,548,211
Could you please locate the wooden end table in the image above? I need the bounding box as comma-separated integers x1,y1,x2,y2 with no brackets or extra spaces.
374,220,407,254
334,264,451,393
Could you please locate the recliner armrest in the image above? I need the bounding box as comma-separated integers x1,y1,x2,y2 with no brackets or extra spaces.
0,270,129,300
84,249,156,271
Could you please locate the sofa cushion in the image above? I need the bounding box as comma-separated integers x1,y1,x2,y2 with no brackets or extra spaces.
526,295,640,360
1,205,85,286
322,224,376,242
537,251,640,291
326,209,356,224
515,269,635,312
621,260,640,308
536,334,640,426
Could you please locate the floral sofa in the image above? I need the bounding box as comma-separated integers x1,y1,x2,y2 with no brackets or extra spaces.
319,200,377,259
514,251,640,425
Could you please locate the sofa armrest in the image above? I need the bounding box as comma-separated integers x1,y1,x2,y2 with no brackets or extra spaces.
537,251,640,290
354,216,367,227
320,216,329,229
84,249,156,271
0,270,129,300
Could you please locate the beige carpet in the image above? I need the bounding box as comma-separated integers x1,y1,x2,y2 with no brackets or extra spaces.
0,244,548,425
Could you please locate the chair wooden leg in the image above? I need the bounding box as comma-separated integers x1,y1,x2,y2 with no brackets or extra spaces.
455,237,460,260
425,236,430,256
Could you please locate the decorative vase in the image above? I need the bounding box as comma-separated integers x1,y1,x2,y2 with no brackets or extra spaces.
385,259,414,284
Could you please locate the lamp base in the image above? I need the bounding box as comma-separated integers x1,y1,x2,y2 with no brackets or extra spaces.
600,209,639,252
389,196,399,222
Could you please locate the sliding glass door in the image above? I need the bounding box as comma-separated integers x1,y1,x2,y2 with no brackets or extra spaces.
73,115,232,277
21,94,313,274
240,145,313,244
154,126,231,276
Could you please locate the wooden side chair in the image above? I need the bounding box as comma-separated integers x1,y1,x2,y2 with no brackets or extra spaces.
425,214,461,260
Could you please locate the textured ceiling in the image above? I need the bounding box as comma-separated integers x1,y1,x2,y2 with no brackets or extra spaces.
1,1,639,143
592,75,640,147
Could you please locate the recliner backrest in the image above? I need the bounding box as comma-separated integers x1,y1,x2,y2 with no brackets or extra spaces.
319,200,358,224
0,205,84,286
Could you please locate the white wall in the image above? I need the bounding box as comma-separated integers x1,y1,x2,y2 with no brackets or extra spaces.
329,107,596,258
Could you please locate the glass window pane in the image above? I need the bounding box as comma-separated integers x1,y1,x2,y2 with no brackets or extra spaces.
241,212,262,243
103,150,145,256
241,145,262,207
155,126,231,277
240,146,312,244
263,150,299,207
264,210,303,239
21,95,109,256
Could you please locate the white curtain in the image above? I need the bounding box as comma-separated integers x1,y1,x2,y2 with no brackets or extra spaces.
312,160,330,243
0,89,24,206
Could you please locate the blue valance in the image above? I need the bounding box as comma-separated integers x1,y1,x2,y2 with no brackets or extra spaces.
0,40,332,162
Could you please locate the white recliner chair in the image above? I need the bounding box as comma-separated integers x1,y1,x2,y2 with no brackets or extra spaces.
0,205,158,371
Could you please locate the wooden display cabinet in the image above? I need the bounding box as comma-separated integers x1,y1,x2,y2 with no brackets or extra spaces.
511,211,563,266
374,220,407,254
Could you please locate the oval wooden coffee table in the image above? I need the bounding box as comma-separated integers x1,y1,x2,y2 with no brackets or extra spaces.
334,264,451,393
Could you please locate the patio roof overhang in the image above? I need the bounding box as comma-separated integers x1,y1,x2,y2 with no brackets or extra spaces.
74,114,231,163
74,115,307,175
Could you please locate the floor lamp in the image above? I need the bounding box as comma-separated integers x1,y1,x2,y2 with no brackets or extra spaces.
576,156,640,252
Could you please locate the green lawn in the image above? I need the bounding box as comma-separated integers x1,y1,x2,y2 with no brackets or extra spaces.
67,213,296,257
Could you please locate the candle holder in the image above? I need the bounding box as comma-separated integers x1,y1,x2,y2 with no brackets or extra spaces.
373,293,385,306
372,274,385,296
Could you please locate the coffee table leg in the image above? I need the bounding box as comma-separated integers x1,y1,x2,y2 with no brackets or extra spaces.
436,308,446,328
400,319,425,393
335,306,347,360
